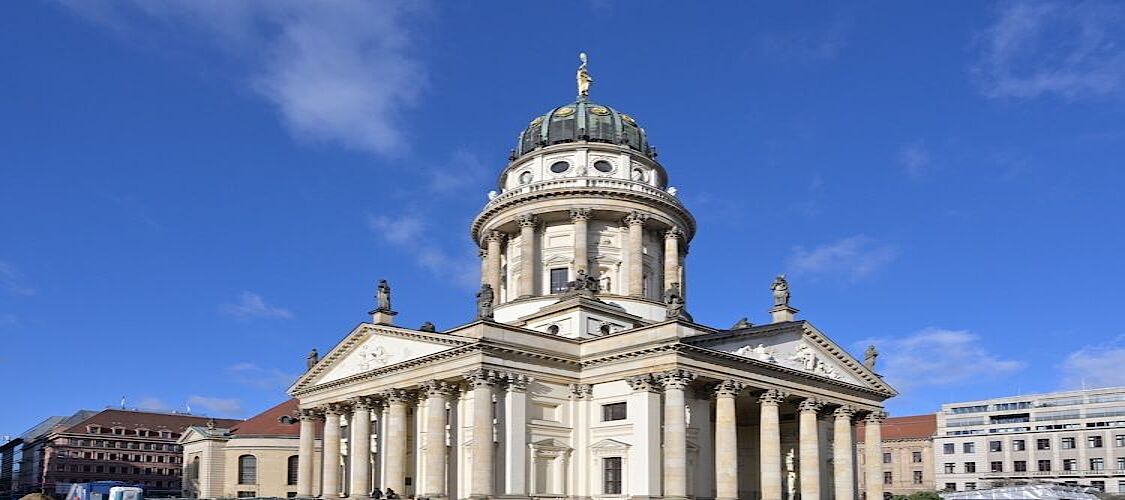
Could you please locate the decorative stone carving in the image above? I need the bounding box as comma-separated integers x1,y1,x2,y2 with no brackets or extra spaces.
298,408,320,421
864,344,879,370
350,396,377,410
730,317,752,330
568,383,593,400
306,348,319,371
664,282,690,320
771,274,791,307
658,369,697,390
569,207,591,221
516,213,537,228
664,227,683,240
626,374,661,392
375,279,392,311
623,211,649,226
475,284,495,319
502,372,532,392
566,268,600,293
833,405,858,420
485,230,506,243
797,398,824,413
322,402,348,416
667,186,678,196
463,368,499,388
864,410,888,424
758,388,787,405
713,380,746,398
732,343,777,363
419,321,437,333
381,388,412,404
421,380,454,398
783,343,843,380
356,343,394,372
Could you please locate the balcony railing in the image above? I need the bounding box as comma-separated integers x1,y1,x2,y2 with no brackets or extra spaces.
483,177,684,211
980,469,1124,478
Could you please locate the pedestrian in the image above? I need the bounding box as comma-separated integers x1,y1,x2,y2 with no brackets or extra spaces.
371,488,384,499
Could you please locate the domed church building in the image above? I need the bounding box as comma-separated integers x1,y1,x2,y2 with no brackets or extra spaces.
287,57,895,500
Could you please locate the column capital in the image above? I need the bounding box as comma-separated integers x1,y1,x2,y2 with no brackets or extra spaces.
380,388,412,404
657,369,697,390
568,383,593,400
464,368,500,388
863,410,889,423
664,226,684,240
420,380,455,398
478,248,487,259
569,207,592,221
623,211,650,226
516,213,537,228
713,380,746,398
349,395,379,410
298,408,321,421
322,402,350,416
758,388,788,405
625,374,661,393
501,372,533,392
486,230,506,243
832,404,859,420
797,398,825,413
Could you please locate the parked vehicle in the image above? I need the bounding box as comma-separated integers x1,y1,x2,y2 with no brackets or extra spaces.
64,482,143,500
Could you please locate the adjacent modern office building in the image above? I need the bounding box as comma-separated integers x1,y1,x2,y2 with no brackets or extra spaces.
284,60,896,500
934,387,1125,494
856,414,937,497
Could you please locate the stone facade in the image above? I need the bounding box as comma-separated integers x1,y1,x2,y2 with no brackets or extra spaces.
285,81,896,500
856,414,936,497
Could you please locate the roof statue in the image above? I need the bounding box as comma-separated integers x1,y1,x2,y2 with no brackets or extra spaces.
476,283,495,320
419,321,437,333
864,344,878,370
306,348,319,371
577,52,593,98
664,282,691,321
770,274,790,307
731,317,752,330
375,279,392,312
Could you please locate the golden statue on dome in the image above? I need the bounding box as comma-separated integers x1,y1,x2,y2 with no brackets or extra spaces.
577,52,593,98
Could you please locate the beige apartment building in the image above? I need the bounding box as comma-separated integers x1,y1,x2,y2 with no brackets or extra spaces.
934,387,1125,494
857,414,937,498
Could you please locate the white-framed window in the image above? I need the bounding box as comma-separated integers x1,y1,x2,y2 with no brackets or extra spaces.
604,457,623,494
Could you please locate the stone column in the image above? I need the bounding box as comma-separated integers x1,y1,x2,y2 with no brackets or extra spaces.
624,212,648,297
659,370,696,499
322,404,345,498
833,406,857,500
569,384,593,498
626,375,662,497
383,390,409,495
478,249,488,287
759,389,786,500
485,231,504,298
864,411,887,500
466,369,496,498
517,214,537,297
421,382,452,499
504,374,531,496
297,408,318,498
663,227,682,293
798,398,824,500
714,380,744,500
571,208,591,274
349,398,373,499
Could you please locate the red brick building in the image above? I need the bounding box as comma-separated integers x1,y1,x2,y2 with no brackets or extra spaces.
5,409,239,498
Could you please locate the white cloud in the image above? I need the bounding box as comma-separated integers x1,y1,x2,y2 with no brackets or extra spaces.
368,214,478,289
228,362,299,391
220,291,293,320
787,236,898,282
59,0,427,156
897,142,932,179
972,1,1125,99
866,328,1025,392
187,395,244,417
0,261,37,296
1060,337,1125,389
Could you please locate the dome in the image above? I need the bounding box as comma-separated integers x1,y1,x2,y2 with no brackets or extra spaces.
514,99,653,159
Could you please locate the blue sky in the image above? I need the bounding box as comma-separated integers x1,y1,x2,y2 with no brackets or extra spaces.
2,1,1124,435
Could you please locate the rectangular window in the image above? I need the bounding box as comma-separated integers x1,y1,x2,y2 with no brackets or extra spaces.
883,452,892,464
944,443,955,454
1014,460,1027,472
944,463,955,474
1037,438,1050,450
1089,435,1104,448
1038,460,1051,472
1091,458,1105,471
991,461,1003,472
964,462,976,473
1062,437,1075,449
602,402,627,421
944,483,957,492
963,442,975,453
1117,457,1125,470
883,471,892,485
965,482,976,491
989,440,1002,452
1091,481,1105,492
237,492,257,498
1063,459,1077,471
603,457,622,495
913,470,924,484
912,451,923,463
1013,439,1026,451
549,268,569,294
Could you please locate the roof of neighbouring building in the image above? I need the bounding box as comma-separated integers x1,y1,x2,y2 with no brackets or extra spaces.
230,399,309,438
62,409,241,437
856,414,936,442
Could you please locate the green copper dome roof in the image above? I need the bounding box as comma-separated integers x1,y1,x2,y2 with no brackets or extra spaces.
515,99,653,159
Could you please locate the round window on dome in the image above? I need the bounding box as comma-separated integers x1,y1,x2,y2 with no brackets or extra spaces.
593,160,613,173
550,161,570,174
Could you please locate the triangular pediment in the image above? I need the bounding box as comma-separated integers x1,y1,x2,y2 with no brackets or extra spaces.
685,321,895,396
289,324,471,393
590,438,630,451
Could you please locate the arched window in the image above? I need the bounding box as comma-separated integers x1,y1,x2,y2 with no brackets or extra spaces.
237,455,257,484
286,455,299,486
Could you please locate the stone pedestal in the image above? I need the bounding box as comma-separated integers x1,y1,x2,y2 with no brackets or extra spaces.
369,309,397,325
769,304,799,323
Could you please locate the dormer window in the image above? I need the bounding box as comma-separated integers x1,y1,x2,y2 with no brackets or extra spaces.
88,426,102,434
